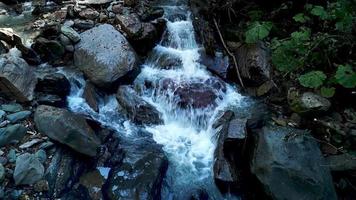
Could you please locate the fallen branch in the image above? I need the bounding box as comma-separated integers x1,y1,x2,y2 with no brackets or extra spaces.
213,18,245,89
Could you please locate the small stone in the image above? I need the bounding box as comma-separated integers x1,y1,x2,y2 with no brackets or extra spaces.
35,149,47,163
7,149,16,163
6,111,31,123
61,26,81,43
38,141,54,149
65,45,74,52
0,124,27,147
13,153,44,185
19,139,43,149
0,103,23,113
34,180,49,192
74,19,95,30
79,8,99,20
0,157,7,165
59,34,72,46
0,120,9,128
0,110,6,121
0,164,5,182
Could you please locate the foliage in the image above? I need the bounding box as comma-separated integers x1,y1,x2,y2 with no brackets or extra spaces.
245,21,272,43
298,71,326,88
335,65,356,88
320,87,336,98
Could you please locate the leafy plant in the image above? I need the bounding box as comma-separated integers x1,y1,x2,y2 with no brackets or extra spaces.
245,21,272,43
298,71,327,88
335,65,356,88
293,13,310,23
321,87,336,98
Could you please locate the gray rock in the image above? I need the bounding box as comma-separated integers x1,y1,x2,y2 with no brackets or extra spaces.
251,125,337,200
326,154,356,171
0,110,5,121
116,85,163,125
77,0,113,5
0,51,37,102
6,110,31,123
0,124,27,147
35,149,47,163
300,92,331,112
34,105,100,156
61,26,80,43
0,164,5,182
83,81,100,112
7,149,16,163
74,24,138,88
73,19,95,30
0,103,23,113
13,153,44,185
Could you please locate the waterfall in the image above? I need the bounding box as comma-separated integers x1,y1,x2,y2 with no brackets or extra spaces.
63,0,246,199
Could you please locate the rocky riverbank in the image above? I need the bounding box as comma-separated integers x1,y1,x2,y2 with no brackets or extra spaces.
0,0,353,199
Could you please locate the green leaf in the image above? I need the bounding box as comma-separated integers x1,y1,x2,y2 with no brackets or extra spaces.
293,13,310,23
291,28,311,41
335,65,356,88
310,5,329,20
245,21,273,43
298,71,327,88
320,87,335,98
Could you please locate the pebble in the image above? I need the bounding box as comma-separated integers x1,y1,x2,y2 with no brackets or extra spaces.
7,149,16,163
6,111,31,123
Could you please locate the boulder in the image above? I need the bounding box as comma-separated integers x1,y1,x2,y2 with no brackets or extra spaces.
35,69,71,97
32,37,65,62
13,153,44,185
105,134,168,200
83,81,100,112
74,24,138,88
0,124,27,147
0,50,37,102
289,92,331,114
116,85,163,125
200,51,230,79
250,125,337,200
235,42,271,86
34,105,100,156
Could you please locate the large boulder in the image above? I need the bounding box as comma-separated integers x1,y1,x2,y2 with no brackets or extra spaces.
74,24,138,88
116,85,163,125
0,50,37,102
250,125,337,200
105,133,168,200
34,105,100,156
14,153,44,185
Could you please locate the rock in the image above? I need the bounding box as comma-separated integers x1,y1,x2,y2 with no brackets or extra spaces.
79,8,99,20
34,105,100,156
105,134,168,200
7,149,16,163
13,153,44,185
116,85,163,125
0,28,20,46
326,154,356,171
35,70,70,97
32,37,65,62
200,51,230,79
35,149,47,163
213,111,247,192
0,110,4,121
161,77,226,109
77,0,113,5
79,169,106,200
0,124,27,147
83,81,100,112
250,125,337,200
36,93,66,107
0,164,5,182
290,92,331,114
74,24,138,88
0,42,7,55
19,138,43,149
60,26,80,43
74,19,95,30
0,103,23,113
116,13,142,38
235,42,271,86
34,180,49,192
123,0,136,7
0,51,37,102
6,110,31,123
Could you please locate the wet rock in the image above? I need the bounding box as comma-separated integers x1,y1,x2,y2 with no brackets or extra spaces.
79,169,106,200
213,111,247,192
200,51,230,79
0,51,37,102
0,124,27,147
35,70,70,97
161,77,226,109
34,105,100,156
116,85,163,125
139,7,164,22
36,93,65,107
14,153,44,185
6,110,31,123
105,134,168,200
7,149,16,163
83,81,100,112
251,125,337,200
235,42,271,86
0,42,7,55
0,103,23,113
32,37,65,62
74,24,138,88
326,154,356,171
116,12,143,38
60,26,80,43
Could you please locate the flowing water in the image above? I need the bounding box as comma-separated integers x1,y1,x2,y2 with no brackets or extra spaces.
63,0,247,199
